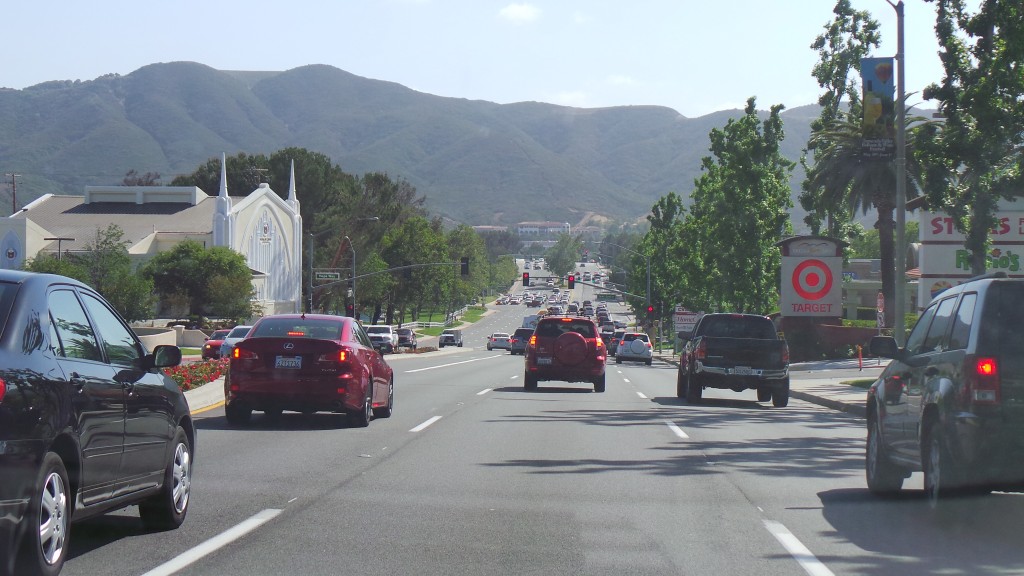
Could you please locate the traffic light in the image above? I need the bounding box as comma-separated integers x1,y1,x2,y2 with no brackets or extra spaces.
460,256,470,276
567,274,575,289
522,272,530,286
345,303,355,317
646,304,655,319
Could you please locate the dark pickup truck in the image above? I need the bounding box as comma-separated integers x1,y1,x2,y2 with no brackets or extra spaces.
676,313,790,407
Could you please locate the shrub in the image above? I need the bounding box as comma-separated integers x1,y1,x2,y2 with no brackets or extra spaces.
164,358,229,391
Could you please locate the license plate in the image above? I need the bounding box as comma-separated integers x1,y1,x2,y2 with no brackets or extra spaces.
537,357,552,365
732,366,752,375
275,355,302,369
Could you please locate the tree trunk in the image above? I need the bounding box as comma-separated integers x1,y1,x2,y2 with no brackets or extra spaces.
876,202,897,328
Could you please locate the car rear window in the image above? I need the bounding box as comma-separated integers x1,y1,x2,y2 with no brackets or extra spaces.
622,333,648,342
701,316,776,339
514,328,534,337
250,318,343,339
536,319,595,338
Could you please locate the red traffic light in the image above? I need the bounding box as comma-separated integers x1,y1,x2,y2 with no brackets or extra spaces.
522,272,530,286
645,305,655,318
567,274,575,289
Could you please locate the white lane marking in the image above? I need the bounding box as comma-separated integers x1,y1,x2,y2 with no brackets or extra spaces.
510,375,518,379
410,416,442,432
665,421,689,439
404,355,500,373
636,391,648,399
623,378,631,384
763,520,835,576
141,509,282,576
477,388,492,395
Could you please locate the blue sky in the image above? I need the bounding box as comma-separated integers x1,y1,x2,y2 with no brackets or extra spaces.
5,1,946,118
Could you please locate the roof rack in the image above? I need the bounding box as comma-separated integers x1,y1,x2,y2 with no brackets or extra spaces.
966,271,1009,281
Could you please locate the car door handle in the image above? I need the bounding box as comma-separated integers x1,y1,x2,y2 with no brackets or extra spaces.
70,372,86,391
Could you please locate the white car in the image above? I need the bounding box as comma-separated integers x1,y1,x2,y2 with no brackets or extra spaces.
486,332,512,350
365,325,399,353
615,332,653,365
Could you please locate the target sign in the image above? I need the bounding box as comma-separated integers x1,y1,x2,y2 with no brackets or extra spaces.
780,256,842,316
792,259,833,300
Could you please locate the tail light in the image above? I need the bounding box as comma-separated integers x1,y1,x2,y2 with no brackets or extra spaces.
695,339,707,361
529,335,537,346
233,347,258,360
318,349,349,362
965,355,1000,404
781,341,790,365
0,377,5,402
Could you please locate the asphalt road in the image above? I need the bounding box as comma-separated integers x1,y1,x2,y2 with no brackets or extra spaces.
61,266,1024,576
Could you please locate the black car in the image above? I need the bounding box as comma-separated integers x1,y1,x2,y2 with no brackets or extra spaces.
0,271,193,576
867,272,1024,508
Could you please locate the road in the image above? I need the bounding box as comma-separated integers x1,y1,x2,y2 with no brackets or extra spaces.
62,264,1024,576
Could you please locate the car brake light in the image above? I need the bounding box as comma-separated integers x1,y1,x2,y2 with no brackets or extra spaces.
319,348,351,363
0,377,5,402
287,331,306,337
529,335,537,346
233,347,258,360
560,317,572,322
967,356,1000,404
695,339,707,361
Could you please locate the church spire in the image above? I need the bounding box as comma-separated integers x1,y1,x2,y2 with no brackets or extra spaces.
288,159,297,201
219,152,228,198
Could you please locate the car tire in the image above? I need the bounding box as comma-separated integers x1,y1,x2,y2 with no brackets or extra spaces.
924,420,975,509
350,384,373,427
225,404,252,426
645,359,652,366
866,415,905,496
686,372,703,403
615,357,622,364
373,377,394,419
772,378,790,408
524,372,538,391
756,387,772,402
139,427,192,530
676,367,688,398
594,373,606,393
18,452,70,576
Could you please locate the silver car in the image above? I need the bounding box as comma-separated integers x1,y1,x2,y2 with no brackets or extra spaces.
615,332,653,365
219,324,253,358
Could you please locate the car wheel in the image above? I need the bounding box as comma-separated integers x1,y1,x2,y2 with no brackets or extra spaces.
18,452,69,576
771,378,790,407
374,377,394,419
594,373,606,393
140,427,192,530
924,420,965,509
615,357,622,364
487,345,491,351
756,387,772,402
524,372,538,391
645,359,652,366
866,415,905,496
686,373,703,403
350,385,373,427
676,367,688,398
225,404,252,426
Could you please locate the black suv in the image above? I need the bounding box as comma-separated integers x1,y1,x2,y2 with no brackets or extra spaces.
867,272,1024,507
0,271,193,576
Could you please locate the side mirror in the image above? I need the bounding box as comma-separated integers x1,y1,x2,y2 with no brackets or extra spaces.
141,344,183,371
869,336,901,360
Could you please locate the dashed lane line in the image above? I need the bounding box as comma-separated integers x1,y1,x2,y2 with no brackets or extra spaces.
763,520,835,576
665,421,689,439
410,416,443,432
140,509,282,576
404,355,501,373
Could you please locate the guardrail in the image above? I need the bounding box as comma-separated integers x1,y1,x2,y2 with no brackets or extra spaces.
399,306,469,330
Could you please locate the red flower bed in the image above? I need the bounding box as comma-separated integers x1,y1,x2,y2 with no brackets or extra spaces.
164,358,229,391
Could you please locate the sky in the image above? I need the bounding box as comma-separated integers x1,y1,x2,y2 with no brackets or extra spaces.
4,0,948,118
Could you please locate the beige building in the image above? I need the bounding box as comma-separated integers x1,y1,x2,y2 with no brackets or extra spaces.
0,154,304,315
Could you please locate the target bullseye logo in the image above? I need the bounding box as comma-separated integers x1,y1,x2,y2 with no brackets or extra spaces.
792,259,833,300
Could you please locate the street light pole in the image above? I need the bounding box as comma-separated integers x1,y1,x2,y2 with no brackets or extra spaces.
344,235,356,320
886,0,907,343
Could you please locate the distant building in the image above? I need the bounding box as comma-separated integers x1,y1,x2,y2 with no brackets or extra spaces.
471,225,510,235
516,221,571,236
0,154,304,316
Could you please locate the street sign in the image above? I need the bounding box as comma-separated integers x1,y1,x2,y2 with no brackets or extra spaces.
314,271,341,281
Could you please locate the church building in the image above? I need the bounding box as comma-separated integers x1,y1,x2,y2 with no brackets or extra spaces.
0,154,304,316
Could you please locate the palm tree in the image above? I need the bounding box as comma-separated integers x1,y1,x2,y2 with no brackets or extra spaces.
804,107,925,327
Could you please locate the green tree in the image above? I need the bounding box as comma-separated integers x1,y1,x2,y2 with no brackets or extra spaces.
380,216,447,324
631,193,687,321
686,98,794,313
917,0,1024,274
140,240,258,322
800,0,881,240
545,233,583,280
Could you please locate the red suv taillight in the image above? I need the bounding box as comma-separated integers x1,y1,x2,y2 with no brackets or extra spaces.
695,339,707,361
0,377,5,402
965,355,1001,404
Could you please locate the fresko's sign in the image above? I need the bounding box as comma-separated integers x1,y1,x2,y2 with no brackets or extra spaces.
777,237,844,317
917,208,1024,306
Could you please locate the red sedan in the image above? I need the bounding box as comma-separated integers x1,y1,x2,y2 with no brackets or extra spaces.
225,314,394,427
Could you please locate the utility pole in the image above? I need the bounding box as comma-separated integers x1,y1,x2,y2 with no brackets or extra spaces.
4,173,19,214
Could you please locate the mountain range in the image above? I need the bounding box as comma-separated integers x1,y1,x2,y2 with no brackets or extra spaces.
0,61,823,229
